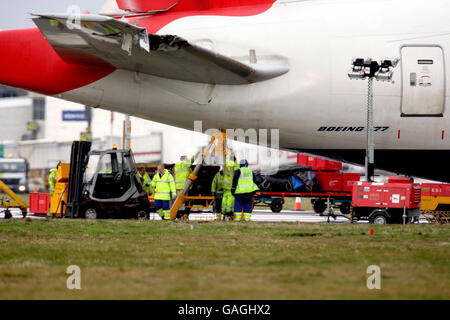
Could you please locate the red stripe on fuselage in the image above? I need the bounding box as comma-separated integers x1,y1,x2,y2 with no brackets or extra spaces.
117,0,274,15
0,28,115,95
127,0,276,33
117,0,178,12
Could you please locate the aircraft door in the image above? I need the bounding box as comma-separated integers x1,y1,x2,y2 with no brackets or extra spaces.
401,45,445,116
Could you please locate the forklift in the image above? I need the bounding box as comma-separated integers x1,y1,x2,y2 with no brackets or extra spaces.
64,141,150,219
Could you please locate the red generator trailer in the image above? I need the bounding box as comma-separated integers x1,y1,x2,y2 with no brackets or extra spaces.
351,177,421,224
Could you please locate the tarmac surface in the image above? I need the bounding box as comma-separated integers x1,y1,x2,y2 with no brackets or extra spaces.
0,207,359,223
1,208,429,223
153,210,354,223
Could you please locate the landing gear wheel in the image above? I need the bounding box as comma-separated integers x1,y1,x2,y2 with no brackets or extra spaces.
312,200,326,214
270,200,283,213
84,208,98,220
340,202,351,215
369,211,389,224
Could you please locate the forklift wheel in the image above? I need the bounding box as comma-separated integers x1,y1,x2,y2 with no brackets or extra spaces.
137,211,149,220
84,208,98,220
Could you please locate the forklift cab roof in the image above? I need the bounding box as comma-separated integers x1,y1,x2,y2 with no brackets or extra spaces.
89,149,130,156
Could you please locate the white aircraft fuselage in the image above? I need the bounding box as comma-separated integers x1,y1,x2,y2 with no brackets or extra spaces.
0,0,449,181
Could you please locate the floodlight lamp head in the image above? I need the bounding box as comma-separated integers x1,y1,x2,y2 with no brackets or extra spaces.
375,58,399,81
349,58,366,79
374,69,394,81
353,58,365,67
380,58,400,69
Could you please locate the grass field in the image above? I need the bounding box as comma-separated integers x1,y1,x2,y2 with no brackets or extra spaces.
0,219,448,299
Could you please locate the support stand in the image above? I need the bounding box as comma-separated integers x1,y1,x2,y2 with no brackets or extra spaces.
366,77,375,182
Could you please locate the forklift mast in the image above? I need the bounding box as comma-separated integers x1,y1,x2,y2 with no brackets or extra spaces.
65,141,91,218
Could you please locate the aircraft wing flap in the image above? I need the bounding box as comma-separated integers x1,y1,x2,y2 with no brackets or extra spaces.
32,14,288,85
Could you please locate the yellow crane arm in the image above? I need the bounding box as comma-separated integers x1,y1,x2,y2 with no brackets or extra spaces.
170,132,226,220
0,180,28,215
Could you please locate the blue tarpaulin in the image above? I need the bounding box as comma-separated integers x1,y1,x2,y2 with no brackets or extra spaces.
290,173,316,191
290,176,304,190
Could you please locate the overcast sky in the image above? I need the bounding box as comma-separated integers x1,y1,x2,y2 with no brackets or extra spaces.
0,0,106,30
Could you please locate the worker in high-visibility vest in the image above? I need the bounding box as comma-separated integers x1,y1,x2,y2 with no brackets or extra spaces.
174,155,195,191
211,168,225,221
48,168,58,197
48,161,61,218
138,167,152,195
173,155,195,212
48,161,61,197
221,154,239,218
151,164,176,220
231,159,259,222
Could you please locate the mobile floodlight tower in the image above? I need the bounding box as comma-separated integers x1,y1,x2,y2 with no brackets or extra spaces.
348,58,399,181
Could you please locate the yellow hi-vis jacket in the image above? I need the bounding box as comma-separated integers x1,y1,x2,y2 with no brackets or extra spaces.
151,169,176,200
48,168,58,193
138,171,152,194
235,167,259,194
222,160,238,190
174,156,194,190
211,172,225,198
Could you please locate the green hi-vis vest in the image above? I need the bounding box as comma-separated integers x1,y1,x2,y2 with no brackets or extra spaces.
235,167,259,194
211,172,225,198
48,168,58,190
174,157,194,190
151,169,176,200
138,172,152,194
222,160,238,190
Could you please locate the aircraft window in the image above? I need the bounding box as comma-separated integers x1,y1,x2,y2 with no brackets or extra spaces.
418,60,433,65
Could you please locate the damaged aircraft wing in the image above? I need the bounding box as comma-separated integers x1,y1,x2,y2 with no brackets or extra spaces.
32,13,289,85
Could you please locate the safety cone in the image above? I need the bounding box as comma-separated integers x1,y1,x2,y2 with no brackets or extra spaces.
294,197,303,211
